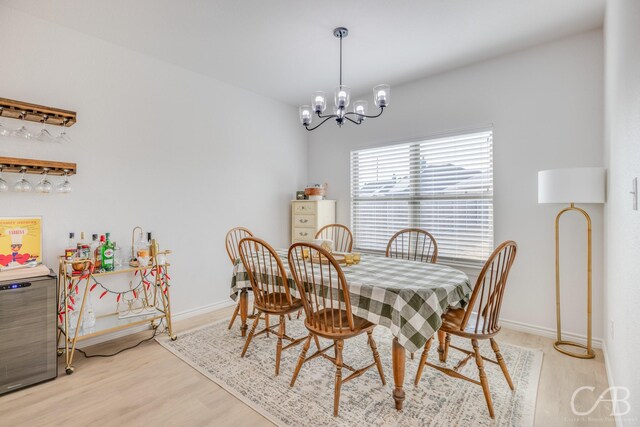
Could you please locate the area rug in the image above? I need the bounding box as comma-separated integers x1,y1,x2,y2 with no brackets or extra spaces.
156,317,542,426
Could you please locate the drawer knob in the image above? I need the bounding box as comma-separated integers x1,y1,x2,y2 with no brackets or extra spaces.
300,232,308,236
300,219,308,223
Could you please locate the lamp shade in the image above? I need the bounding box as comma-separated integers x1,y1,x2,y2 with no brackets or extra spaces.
538,167,605,204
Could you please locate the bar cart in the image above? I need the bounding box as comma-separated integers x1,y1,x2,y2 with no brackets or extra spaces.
57,247,176,375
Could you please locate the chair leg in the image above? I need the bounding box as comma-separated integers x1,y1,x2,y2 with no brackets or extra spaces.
313,334,321,350
333,339,344,417
241,315,261,357
275,315,285,376
437,330,446,362
490,338,515,390
265,314,270,338
443,333,451,362
472,338,495,419
410,352,414,360
228,303,240,330
367,331,386,385
414,337,433,386
290,333,312,387
296,309,302,319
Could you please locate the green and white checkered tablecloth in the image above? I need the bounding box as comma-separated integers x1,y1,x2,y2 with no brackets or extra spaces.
230,250,472,353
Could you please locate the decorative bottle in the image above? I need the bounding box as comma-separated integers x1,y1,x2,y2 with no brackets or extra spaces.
65,232,76,260
94,235,105,270
101,232,115,272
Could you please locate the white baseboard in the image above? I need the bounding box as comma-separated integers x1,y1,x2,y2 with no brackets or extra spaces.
499,318,604,349
172,298,236,321
601,340,623,427
76,298,235,348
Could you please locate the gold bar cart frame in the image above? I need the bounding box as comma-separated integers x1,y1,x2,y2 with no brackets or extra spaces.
57,248,176,374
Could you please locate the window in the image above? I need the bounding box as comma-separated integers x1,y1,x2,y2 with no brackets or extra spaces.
350,130,493,266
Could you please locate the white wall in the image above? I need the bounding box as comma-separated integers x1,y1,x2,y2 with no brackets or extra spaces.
0,6,307,316
604,0,640,423
307,30,605,340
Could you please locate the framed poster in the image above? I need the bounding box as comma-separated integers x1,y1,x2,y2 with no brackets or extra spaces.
0,216,42,267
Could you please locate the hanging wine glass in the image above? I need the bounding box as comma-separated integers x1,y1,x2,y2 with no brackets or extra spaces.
35,115,54,143
0,166,8,192
11,111,33,139
13,167,33,192
56,118,72,143
56,170,72,193
0,108,12,137
36,168,53,193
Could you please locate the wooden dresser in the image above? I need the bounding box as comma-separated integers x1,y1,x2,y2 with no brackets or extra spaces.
291,200,336,244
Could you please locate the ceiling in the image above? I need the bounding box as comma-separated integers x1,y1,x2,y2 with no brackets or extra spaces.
1,0,605,106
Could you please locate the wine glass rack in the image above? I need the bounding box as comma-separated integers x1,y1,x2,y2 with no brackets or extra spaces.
0,156,77,176
0,97,76,127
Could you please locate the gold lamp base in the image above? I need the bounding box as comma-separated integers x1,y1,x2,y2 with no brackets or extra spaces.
554,203,594,359
554,340,595,359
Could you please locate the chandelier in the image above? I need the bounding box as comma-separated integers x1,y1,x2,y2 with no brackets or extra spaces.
299,27,390,131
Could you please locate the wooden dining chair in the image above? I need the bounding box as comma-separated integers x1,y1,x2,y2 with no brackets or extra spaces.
287,243,386,416
414,240,518,419
315,224,354,253
386,228,438,263
225,227,255,330
238,237,306,375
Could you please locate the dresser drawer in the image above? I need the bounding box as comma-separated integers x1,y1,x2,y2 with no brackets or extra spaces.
294,202,316,214
292,227,314,241
293,214,315,228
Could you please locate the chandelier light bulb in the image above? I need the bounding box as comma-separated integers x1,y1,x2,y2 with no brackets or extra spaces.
299,105,313,125
354,100,368,120
313,91,326,113
374,84,390,108
334,86,351,109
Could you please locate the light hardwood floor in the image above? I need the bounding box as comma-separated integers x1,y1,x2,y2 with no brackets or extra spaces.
0,306,614,426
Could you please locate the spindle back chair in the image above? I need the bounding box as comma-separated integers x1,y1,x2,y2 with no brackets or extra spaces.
315,224,354,253
414,240,518,419
225,227,254,330
386,228,438,263
287,243,385,416
225,227,253,265
237,237,305,375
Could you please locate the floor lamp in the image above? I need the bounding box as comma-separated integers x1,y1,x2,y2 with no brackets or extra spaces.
538,167,605,359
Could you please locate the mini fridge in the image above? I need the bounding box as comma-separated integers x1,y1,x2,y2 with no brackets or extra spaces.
0,272,58,395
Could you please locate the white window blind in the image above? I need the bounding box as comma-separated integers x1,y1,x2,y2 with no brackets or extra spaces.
350,130,494,266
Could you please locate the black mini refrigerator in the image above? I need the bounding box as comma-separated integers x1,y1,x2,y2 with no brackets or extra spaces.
0,272,58,395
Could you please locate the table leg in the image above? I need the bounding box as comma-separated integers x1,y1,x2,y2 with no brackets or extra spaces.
392,337,406,410
240,289,248,337
437,330,446,362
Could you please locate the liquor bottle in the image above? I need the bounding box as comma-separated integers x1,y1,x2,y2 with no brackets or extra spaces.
94,235,105,270
65,232,77,260
101,232,115,272
77,232,89,259
90,234,99,260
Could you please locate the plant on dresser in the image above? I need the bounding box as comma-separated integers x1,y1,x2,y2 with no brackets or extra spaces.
291,200,336,244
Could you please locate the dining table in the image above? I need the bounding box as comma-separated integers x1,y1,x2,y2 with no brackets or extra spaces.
229,249,472,410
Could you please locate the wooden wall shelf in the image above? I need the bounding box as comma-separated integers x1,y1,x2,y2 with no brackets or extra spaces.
0,97,76,127
0,156,77,176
